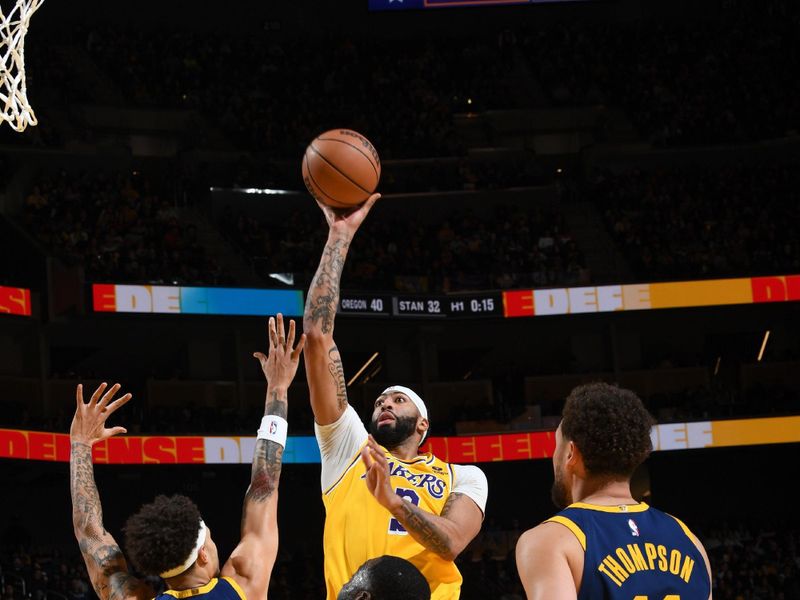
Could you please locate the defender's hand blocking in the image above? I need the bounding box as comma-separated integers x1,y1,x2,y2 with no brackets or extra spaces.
70,383,131,447
253,313,306,390
361,435,403,511
315,193,381,236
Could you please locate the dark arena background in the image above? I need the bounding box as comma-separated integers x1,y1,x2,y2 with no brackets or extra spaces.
1,0,799,598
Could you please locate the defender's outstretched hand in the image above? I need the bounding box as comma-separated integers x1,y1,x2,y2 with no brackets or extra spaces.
315,193,381,236
70,382,131,447
253,313,306,390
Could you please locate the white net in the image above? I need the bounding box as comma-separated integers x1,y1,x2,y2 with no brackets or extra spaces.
0,0,43,132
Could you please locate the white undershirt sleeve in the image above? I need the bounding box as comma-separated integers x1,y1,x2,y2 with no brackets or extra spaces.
314,405,369,491
451,464,489,515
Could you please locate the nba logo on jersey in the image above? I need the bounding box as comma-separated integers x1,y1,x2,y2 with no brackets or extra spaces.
269,421,278,434
628,519,640,537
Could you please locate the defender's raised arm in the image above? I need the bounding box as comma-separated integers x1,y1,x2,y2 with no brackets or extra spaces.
221,314,305,600
70,383,152,600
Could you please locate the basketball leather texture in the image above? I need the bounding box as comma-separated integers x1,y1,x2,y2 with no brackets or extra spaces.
302,129,381,208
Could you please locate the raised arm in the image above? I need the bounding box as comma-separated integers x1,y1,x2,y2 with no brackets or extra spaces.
70,383,153,600
361,436,484,561
303,194,380,425
221,314,305,600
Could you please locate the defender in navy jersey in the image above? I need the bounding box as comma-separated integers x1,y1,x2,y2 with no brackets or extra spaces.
69,315,305,600
516,383,712,600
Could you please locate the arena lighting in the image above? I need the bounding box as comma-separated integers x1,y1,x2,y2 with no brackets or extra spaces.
347,352,380,387
268,273,294,285
757,330,771,362
208,187,295,195
713,356,721,376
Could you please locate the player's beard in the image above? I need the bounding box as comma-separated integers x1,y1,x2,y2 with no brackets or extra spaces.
551,467,571,510
369,414,418,449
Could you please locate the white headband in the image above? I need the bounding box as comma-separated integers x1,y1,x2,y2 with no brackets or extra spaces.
160,520,207,579
381,385,429,445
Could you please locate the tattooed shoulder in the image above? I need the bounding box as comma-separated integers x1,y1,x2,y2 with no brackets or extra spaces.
108,572,148,600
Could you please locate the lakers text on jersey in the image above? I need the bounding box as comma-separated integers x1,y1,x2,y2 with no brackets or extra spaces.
322,446,462,600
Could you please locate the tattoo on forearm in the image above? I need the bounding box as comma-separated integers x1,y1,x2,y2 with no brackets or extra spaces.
395,502,453,559
304,236,350,334
71,442,104,534
246,440,283,502
306,292,337,335
265,389,288,420
328,345,348,409
78,540,135,599
72,443,149,600
246,390,287,502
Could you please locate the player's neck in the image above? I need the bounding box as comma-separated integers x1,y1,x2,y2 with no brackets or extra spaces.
166,571,214,592
387,438,423,461
574,479,636,506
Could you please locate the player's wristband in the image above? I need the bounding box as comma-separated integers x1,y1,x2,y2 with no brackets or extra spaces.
257,415,288,448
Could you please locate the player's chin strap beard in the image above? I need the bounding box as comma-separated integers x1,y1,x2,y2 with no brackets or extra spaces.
369,415,419,449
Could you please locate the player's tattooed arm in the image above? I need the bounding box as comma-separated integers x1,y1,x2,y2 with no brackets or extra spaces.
70,384,152,600
303,232,354,423
247,314,304,508
392,497,457,559
361,437,484,561
328,345,348,410
244,390,287,503
225,315,304,599
305,237,351,411
303,195,380,425
304,235,350,335
389,491,482,561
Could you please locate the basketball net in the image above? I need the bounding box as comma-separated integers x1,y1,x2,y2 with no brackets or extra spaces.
0,0,43,132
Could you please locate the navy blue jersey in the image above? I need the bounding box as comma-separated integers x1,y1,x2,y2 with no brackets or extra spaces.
155,577,246,600
548,502,710,600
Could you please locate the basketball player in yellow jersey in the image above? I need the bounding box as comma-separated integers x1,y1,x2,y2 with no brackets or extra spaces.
69,315,305,600
303,194,488,600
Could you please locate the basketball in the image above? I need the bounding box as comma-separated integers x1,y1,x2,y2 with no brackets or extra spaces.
302,129,381,209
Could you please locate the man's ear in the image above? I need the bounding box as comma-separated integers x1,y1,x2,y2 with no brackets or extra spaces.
566,440,587,477
566,440,577,464
354,592,371,600
196,546,209,566
418,418,429,435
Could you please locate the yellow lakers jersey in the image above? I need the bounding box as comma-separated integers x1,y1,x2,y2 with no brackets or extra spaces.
322,444,462,600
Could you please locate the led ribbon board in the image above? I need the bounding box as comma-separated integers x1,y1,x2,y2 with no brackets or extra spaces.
503,274,800,318
0,286,31,316
3,416,798,464
93,284,303,316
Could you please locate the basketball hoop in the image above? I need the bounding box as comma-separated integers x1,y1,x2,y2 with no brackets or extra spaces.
0,0,43,132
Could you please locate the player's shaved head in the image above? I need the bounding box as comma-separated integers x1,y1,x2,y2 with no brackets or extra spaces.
338,555,430,600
